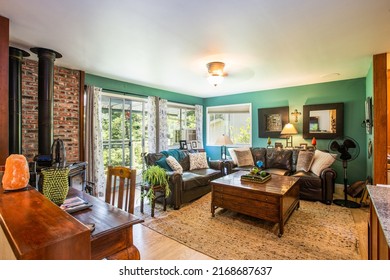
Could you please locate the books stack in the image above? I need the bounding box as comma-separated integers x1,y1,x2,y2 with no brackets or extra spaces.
240,172,271,184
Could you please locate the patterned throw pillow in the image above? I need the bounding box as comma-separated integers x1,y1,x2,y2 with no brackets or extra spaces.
228,147,251,165
296,150,315,172
234,149,254,167
189,152,209,170
166,156,183,174
310,150,336,176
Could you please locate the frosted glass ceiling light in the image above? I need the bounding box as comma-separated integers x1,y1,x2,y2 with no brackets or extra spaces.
206,61,225,87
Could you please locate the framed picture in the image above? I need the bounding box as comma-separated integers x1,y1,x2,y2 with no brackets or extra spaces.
275,142,283,148
258,106,289,138
190,140,198,149
179,140,187,150
300,143,308,150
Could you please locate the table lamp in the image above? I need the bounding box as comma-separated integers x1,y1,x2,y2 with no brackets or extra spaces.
215,134,233,160
280,123,298,148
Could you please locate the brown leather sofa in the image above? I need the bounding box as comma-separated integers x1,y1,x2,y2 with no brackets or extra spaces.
144,149,224,209
225,147,337,205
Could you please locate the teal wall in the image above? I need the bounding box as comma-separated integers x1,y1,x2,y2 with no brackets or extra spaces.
85,73,368,185
204,78,367,184
85,74,203,105
365,62,374,181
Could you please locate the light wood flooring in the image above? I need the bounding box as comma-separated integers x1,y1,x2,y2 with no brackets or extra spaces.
133,186,369,260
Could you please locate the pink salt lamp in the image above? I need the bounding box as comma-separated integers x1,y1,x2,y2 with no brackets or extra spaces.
2,154,30,190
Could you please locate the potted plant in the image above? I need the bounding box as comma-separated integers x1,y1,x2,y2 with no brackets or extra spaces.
142,165,170,203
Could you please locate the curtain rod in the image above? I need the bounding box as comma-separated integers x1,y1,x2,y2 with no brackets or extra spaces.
101,88,147,98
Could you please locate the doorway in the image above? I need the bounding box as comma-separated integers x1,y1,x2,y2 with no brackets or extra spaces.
101,93,148,183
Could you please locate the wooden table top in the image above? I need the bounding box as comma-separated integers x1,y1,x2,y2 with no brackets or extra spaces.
68,188,144,240
211,170,300,196
0,186,90,259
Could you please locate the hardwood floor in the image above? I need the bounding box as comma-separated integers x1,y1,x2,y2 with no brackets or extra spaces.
133,185,369,260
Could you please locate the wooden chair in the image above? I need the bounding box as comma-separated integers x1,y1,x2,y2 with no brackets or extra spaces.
105,166,137,214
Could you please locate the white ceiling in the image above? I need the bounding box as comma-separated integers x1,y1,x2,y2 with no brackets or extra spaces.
1,0,390,98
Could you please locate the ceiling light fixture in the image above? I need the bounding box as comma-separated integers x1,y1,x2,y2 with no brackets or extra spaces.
206,61,225,87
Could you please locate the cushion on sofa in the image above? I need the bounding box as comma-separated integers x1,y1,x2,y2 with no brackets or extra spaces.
155,156,173,171
296,150,315,172
189,152,209,170
234,149,255,167
181,169,220,191
228,147,251,164
162,149,186,161
310,150,336,176
166,156,183,174
265,148,292,170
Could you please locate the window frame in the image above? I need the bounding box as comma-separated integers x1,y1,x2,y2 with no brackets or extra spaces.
206,103,252,147
167,102,196,149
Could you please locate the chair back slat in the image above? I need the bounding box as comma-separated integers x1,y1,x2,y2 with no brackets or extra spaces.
105,166,137,214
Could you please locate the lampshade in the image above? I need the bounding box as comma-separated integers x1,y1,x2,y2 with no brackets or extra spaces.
280,123,298,135
207,61,225,87
215,134,233,145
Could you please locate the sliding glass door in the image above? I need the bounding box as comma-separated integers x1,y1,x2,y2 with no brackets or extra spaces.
101,94,148,183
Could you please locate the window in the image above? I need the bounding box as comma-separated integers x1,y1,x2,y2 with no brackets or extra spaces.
101,93,148,183
167,103,196,148
207,103,251,146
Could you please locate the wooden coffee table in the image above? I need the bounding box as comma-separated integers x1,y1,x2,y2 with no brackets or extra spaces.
211,171,300,237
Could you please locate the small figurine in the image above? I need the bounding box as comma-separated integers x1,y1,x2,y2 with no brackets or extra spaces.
312,137,317,149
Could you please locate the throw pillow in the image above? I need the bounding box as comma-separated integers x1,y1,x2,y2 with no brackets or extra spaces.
166,156,183,174
228,147,251,165
310,150,336,176
189,152,209,170
296,150,315,172
155,156,173,171
234,149,254,167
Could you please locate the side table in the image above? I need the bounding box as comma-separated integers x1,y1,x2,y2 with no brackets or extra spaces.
140,184,167,217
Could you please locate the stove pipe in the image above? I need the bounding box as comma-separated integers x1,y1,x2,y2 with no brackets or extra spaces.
9,47,30,154
30,47,62,156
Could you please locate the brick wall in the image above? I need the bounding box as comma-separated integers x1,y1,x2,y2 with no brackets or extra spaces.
21,59,80,162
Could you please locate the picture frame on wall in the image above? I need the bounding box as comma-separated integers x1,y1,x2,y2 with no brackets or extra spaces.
258,106,289,138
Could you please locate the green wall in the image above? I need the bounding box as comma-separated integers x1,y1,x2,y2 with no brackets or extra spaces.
85,73,368,185
85,74,203,105
204,78,367,184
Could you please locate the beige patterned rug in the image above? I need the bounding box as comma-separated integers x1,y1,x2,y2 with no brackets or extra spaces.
134,193,362,260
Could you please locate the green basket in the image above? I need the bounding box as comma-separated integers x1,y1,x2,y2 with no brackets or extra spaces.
41,167,70,205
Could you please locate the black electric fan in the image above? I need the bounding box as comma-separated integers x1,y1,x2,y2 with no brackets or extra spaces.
328,136,361,208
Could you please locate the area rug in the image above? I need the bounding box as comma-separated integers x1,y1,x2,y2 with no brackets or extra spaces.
134,193,362,260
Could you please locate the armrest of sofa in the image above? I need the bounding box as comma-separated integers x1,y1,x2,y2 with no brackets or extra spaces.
209,160,224,173
166,171,183,210
320,167,337,205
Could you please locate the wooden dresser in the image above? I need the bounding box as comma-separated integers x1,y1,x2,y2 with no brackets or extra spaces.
0,186,91,260
367,185,390,260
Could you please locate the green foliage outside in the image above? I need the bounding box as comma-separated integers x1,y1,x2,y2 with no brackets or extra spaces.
230,117,251,144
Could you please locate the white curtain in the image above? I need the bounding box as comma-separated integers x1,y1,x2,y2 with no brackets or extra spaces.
158,98,168,151
85,85,105,198
146,96,172,152
147,96,157,153
195,104,203,147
